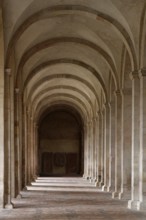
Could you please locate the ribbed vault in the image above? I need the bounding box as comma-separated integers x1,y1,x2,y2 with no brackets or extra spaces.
1,0,146,211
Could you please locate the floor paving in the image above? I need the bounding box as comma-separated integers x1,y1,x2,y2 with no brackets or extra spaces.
0,177,146,220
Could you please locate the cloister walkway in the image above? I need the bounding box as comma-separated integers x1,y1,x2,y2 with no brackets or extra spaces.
0,178,146,220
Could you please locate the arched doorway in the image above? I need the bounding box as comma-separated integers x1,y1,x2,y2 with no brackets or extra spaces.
38,107,84,177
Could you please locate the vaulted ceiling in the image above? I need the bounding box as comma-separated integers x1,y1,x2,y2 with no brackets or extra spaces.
2,0,146,124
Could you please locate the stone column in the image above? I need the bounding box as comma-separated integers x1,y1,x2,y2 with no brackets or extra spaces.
98,110,104,187
4,69,13,209
89,120,93,180
93,115,98,182
14,88,22,198
30,117,34,181
0,31,4,208
83,123,88,178
96,111,102,186
33,122,37,180
92,118,97,181
128,70,141,210
84,122,90,179
27,111,31,185
112,90,123,199
95,111,101,186
139,68,146,210
34,123,39,178
102,103,110,191
23,106,28,187
108,100,115,192
122,88,132,200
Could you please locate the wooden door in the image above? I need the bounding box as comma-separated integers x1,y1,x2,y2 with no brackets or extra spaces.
42,152,53,175
66,153,78,175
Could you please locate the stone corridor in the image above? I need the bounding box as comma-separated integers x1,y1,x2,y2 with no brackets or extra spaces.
0,178,146,220
1,0,146,215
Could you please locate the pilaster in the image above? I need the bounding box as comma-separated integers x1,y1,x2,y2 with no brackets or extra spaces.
128,70,141,210
112,90,123,199
107,101,115,192
98,110,104,187
14,88,22,198
4,69,13,209
102,102,110,191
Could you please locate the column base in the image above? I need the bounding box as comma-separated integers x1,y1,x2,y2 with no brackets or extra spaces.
83,174,86,179
89,178,92,183
85,176,90,180
102,185,108,192
112,191,123,199
95,180,99,187
128,200,143,211
23,186,27,191
107,186,112,192
90,178,97,183
98,181,104,187
128,200,146,211
17,194,22,199
33,176,37,181
5,203,14,209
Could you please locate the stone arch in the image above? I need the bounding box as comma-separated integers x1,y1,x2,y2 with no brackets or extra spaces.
37,105,84,176
139,2,146,68
22,59,107,100
16,37,119,89
6,4,137,71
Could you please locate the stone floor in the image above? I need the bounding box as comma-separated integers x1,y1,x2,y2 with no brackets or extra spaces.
0,177,146,220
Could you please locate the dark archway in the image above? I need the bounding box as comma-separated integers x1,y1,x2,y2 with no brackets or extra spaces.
38,107,84,177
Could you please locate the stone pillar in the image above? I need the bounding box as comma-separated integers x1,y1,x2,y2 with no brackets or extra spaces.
86,121,91,179
96,111,102,186
0,16,4,208
33,122,37,179
83,123,88,178
23,106,28,187
27,111,31,185
122,88,132,199
102,103,110,191
112,90,123,199
128,70,141,210
108,100,115,192
98,110,104,187
139,68,146,210
89,120,93,180
33,123,36,178
4,69,13,209
95,111,101,185
93,115,98,182
14,88,22,198
30,117,34,181
92,117,97,181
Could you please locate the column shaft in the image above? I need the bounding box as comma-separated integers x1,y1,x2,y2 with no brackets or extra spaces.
112,91,123,199
102,103,110,191
128,71,141,210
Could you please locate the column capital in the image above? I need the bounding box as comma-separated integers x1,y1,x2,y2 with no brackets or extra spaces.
104,101,110,108
114,89,122,96
93,116,98,122
121,88,132,96
5,68,11,76
87,120,93,126
129,70,139,80
139,68,146,77
15,88,19,94
97,110,102,117
109,100,115,107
